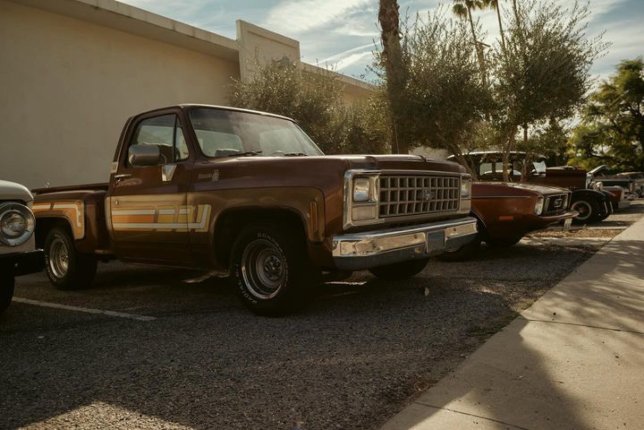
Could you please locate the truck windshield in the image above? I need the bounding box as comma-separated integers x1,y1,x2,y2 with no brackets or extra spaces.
188,107,324,158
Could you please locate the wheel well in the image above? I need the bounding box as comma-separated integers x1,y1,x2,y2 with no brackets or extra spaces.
468,210,487,238
35,218,72,249
571,189,602,203
214,208,307,267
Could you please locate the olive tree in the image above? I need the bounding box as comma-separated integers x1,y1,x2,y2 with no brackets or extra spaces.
230,61,389,154
490,0,603,180
400,10,493,176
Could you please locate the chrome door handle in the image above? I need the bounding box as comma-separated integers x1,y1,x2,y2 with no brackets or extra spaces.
114,173,132,180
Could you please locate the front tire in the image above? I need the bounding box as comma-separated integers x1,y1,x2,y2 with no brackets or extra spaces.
485,236,522,248
571,198,599,224
231,223,318,316
44,227,97,290
0,264,15,314
436,237,482,262
369,258,429,280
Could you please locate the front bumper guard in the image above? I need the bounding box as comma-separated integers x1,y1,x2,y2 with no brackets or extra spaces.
332,217,478,271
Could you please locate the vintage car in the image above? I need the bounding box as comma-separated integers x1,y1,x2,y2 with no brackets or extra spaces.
590,165,641,201
601,185,632,210
0,180,44,314
615,172,644,197
438,182,577,260
449,151,614,224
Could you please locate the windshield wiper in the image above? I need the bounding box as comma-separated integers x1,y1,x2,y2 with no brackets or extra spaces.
217,150,262,158
283,152,308,156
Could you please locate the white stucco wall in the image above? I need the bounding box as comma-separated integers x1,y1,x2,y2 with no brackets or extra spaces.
0,0,239,188
0,0,374,189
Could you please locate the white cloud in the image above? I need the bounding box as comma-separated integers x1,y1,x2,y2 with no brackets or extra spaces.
262,0,371,35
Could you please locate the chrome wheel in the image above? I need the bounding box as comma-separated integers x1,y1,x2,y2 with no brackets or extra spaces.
240,238,287,300
48,235,70,279
571,200,592,221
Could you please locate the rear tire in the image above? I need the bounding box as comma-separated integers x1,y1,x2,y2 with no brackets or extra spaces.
231,223,318,316
369,258,429,280
0,264,15,314
44,227,97,290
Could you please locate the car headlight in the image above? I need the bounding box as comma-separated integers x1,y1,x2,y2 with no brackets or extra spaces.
344,171,381,229
0,202,35,246
534,196,545,216
592,181,603,191
460,177,472,199
353,177,372,202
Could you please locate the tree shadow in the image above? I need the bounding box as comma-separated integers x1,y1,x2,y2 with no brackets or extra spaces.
380,230,644,429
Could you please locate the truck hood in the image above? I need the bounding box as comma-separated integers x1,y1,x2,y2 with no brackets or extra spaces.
473,182,569,197
0,179,34,202
205,154,466,176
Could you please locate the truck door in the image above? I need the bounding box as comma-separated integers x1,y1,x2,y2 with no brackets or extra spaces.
107,111,193,264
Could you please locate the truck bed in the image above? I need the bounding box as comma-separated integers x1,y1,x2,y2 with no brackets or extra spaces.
32,182,108,195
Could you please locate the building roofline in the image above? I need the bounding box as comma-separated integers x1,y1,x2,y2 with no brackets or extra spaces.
10,0,374,87
9,0,240,60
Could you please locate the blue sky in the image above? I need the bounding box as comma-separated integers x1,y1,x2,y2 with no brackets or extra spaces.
120,0,643,83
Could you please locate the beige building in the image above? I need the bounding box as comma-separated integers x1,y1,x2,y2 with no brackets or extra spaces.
0,0,373,189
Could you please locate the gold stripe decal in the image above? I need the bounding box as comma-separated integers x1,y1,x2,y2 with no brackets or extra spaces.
112,205,211,232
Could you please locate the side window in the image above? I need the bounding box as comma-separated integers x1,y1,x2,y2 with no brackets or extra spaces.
129,114,189,165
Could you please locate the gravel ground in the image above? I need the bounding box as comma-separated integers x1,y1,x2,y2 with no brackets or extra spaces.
1,201,641,430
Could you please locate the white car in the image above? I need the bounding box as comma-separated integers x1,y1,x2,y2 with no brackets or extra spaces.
1,180,44,314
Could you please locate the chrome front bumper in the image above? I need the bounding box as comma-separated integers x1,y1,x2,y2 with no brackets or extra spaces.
332,217,478,270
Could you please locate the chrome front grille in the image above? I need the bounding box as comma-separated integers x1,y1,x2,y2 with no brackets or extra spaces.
543,193,569,215
379,175,460,218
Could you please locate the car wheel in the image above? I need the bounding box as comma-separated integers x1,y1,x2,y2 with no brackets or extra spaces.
231,223,318,316
436,237,481,262
0,263,15,314
570,198,599,224
369,258,429,280
44,227,97,290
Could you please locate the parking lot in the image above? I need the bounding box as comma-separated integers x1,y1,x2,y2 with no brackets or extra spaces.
1,202,642,430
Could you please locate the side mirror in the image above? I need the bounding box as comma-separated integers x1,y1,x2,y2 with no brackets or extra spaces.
129,145,162,167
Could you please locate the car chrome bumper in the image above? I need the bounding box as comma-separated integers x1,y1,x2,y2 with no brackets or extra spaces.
332,217,478,271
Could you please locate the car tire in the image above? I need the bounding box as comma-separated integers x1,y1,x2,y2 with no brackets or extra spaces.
0,264,15,314
570,198,600,224
231,223,318,316
369,258,429,280
436,237,482,262
44,227,97,290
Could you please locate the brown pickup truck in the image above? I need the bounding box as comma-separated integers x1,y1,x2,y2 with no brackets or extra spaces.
32,104,477,315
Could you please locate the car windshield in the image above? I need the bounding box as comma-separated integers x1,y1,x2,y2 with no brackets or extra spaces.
188,107,324,158
532,161,547,174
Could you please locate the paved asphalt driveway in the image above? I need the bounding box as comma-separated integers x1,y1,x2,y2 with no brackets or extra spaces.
1,203,641,430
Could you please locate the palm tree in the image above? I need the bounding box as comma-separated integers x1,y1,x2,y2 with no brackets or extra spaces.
452,0,487,84
379,0,408,153
482,0,506,51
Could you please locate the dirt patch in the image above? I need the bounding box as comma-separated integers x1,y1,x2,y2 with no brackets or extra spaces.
530,228,625,239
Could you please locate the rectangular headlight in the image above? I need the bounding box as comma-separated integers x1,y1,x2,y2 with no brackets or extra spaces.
534,196,545,215
344,170,382,229
460,178,472,199
353,177,372,202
